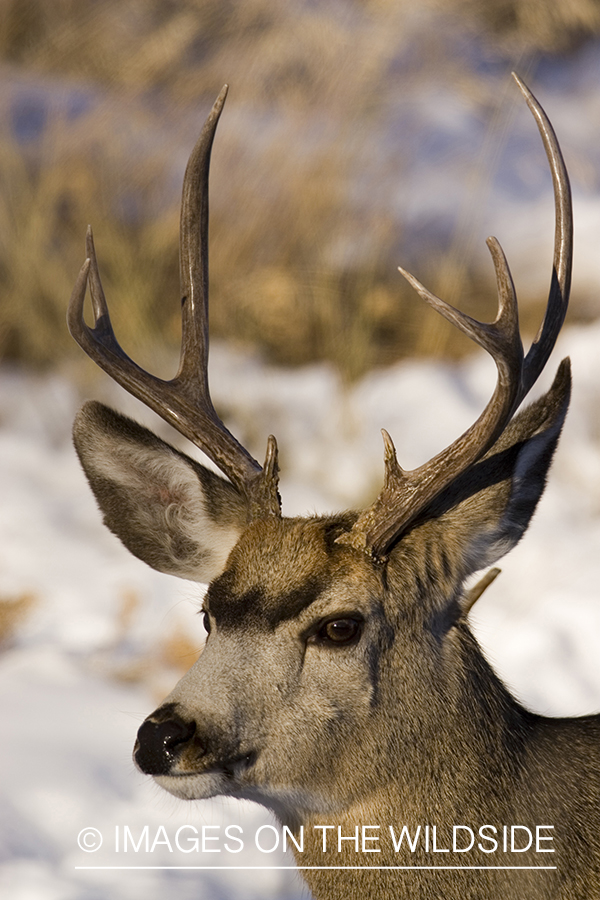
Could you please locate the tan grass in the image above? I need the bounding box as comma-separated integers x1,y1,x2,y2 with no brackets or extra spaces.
157,626,202,674
0,592,36,647
99,587,201,695
0,0,595,377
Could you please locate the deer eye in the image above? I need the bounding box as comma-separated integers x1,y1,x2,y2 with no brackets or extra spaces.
317,617,362,645
202,611,211,635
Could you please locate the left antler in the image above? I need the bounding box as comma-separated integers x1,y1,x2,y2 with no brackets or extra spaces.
68,86,281,520
338,74,572,558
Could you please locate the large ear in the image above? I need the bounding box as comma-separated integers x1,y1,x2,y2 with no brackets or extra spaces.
399,360,571,593
73,401,250,583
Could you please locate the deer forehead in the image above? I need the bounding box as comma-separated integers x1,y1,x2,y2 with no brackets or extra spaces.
205,516,381,629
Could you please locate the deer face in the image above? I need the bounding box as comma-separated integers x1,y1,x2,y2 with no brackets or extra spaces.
74,364,570,822
133,516,394,817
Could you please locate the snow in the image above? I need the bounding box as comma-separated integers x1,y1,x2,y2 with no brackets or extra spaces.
1,320,599,899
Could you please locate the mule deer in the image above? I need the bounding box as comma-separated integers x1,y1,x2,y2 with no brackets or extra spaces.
68,76,600,899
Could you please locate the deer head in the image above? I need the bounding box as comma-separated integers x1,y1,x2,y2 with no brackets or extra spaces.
68,75,579,847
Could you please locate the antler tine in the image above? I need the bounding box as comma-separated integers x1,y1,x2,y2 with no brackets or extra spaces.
177,85,226,393
68,88,281,519
398,235,522,371
339,247,523,555
512,73,572,396
338,77,571,559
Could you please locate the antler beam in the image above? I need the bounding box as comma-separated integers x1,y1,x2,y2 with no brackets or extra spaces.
338,73,572,558
68,86,281,520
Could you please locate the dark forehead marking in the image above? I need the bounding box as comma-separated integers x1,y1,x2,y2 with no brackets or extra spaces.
204,514,360,630
207,573,327,630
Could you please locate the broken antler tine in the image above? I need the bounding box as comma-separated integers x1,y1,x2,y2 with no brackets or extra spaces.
251,434,281,518
381,429,405,484
263,434,279,483
461,567,501,617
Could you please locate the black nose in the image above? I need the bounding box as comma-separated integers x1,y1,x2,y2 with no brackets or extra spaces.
134,705,197,775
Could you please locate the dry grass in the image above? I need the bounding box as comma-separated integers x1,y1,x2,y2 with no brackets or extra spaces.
0,0,596,377
450,0,600,53
97,588,203,701
0,592,36,647
1,0,596,88
0,93,183,367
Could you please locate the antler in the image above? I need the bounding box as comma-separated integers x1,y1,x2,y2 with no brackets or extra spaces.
68,86,281,520
338,73,572,558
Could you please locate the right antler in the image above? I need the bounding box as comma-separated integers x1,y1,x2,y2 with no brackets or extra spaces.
68,86,281,520
338,73,572,558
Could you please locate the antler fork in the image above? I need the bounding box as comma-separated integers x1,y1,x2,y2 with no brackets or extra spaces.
68,86,281,520
338,73,572,558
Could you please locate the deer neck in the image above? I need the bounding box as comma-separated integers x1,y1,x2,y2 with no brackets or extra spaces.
290,623,532,867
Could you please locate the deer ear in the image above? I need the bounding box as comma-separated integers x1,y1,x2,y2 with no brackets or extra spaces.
412,360,571,582
73,401,249,583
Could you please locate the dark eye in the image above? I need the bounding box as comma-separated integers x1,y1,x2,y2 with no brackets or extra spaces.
202,611,211,635
317,617,362,645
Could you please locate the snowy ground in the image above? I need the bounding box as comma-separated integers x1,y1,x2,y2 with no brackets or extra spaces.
1,323,600,900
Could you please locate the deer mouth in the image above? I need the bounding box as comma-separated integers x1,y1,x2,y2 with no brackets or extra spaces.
152,752,258,801
160,750,257,780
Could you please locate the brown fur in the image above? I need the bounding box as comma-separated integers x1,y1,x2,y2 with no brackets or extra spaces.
73,365,600,899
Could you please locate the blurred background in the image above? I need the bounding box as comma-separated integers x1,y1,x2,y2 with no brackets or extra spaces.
2,1,600,898
3,0,600,378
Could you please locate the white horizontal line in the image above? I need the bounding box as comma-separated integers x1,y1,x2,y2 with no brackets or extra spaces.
75,865,557,871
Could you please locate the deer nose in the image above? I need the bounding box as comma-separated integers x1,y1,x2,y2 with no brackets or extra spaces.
134,708,197,775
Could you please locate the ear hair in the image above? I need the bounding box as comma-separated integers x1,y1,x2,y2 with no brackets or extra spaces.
73,401,249,583
391,363,570,615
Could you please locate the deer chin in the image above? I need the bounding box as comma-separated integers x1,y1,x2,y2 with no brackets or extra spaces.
153,766,336,821
153,771,228,801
